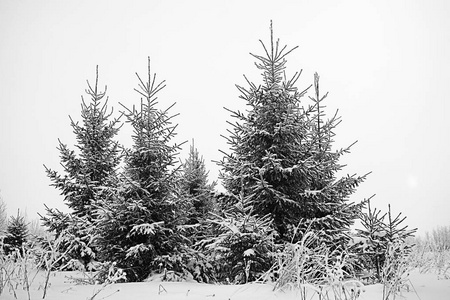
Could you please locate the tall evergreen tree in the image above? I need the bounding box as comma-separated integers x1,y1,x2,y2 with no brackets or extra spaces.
219,24,367,243
92,58,187,281
44,67,121,220
42,67,122,265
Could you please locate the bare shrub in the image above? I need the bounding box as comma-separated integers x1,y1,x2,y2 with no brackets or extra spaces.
410,225,450,279
270,225,363,300
0,245,41,300
381,241,413,300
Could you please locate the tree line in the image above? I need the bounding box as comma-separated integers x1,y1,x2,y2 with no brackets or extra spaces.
1,25,416,285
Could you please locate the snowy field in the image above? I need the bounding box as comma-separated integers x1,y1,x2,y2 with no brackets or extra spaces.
2,269,449,300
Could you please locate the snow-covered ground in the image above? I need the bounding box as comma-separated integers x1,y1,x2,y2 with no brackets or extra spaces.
2,269,449,300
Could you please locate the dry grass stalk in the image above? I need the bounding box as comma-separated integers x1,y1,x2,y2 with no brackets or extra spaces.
270,228,363,300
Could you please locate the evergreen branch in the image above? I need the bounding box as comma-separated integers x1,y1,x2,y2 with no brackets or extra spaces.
135,72,147,96
250,53,271,64
148,65,156,93
85,66,107,101
235,84,251,99
276,45,298,63
285,70,301,89
224,106,246,120
149,80,167,99
243,74,258,91
133,88,149,99
258,39,271,63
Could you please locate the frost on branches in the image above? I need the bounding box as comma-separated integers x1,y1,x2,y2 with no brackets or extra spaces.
91,58,189,281
42,67,122,267
180,140,217,224
219,24,368,245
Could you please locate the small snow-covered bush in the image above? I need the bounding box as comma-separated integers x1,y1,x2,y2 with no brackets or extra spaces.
0,234,73,300
354,202,416,282
145,247,216,283
0,246,37,299
202,206,276,284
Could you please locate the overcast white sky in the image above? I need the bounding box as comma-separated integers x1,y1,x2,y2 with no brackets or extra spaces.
1,0,449,235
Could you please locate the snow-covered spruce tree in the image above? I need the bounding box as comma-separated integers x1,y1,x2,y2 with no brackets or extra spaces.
161,141,220,283
3,211,28,255
42,67,122,266
92,58,188,282
202,193,276,284
181,140,216,225
219,25,367,245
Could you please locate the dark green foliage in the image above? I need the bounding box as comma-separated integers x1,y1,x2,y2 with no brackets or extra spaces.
92,58,188,281
353,200,417,281
219,24,367,244
3,211,28,255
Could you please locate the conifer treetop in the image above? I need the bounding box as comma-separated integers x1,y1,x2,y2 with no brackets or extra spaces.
120,57,181,154
119,57,185,197
219,23,368,242
44,67,122,217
